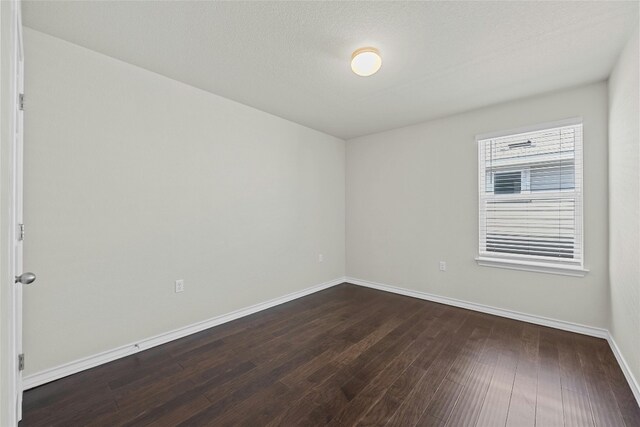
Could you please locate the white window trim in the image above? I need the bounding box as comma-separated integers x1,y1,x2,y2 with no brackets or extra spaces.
475,256,589,277
475,117,587,277
475,117,584,141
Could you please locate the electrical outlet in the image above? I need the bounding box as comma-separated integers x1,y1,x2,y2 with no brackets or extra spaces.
318,254,324,262
175,279,184,293
439,261,446,271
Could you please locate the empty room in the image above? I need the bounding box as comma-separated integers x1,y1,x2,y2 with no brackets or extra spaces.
1,0,639,425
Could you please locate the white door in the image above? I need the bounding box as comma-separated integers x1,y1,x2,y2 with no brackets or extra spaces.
10,0,32,422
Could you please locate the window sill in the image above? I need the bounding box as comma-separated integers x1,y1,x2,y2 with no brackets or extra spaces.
475,256,589,277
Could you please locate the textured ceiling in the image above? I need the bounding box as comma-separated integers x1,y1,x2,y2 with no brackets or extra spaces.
23,1,638,139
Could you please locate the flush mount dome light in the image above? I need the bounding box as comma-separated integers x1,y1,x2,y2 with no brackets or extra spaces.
351,47,382,77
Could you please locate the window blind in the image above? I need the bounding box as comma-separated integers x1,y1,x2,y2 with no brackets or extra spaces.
478,121,583,269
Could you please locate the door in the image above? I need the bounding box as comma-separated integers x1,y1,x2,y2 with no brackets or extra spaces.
13,24,24,422
10,0,34,422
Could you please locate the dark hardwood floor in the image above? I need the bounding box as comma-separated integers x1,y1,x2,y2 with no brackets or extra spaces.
22,283,640,426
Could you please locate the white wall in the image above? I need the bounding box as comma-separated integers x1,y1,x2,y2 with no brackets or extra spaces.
22,29,345,375
347,82,609,329
609,27,640,390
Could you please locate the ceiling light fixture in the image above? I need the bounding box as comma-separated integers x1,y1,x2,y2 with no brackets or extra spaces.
351,47,382,77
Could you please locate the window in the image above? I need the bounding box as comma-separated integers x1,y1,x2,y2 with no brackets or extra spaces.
476,119,587,276
494,171,522,194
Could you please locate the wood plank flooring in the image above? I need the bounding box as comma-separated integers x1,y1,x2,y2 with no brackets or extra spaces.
21,283,640,426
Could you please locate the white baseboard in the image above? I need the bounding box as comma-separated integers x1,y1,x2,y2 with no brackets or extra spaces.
607,334,640,405
346,276,640,406
23,277,346,390
346,277,608,338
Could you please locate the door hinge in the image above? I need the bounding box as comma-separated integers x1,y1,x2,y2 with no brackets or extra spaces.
18,93,24,111
18,354,24,371
18,223,24,241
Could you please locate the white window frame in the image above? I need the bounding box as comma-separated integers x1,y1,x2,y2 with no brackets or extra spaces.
475,118,588,277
